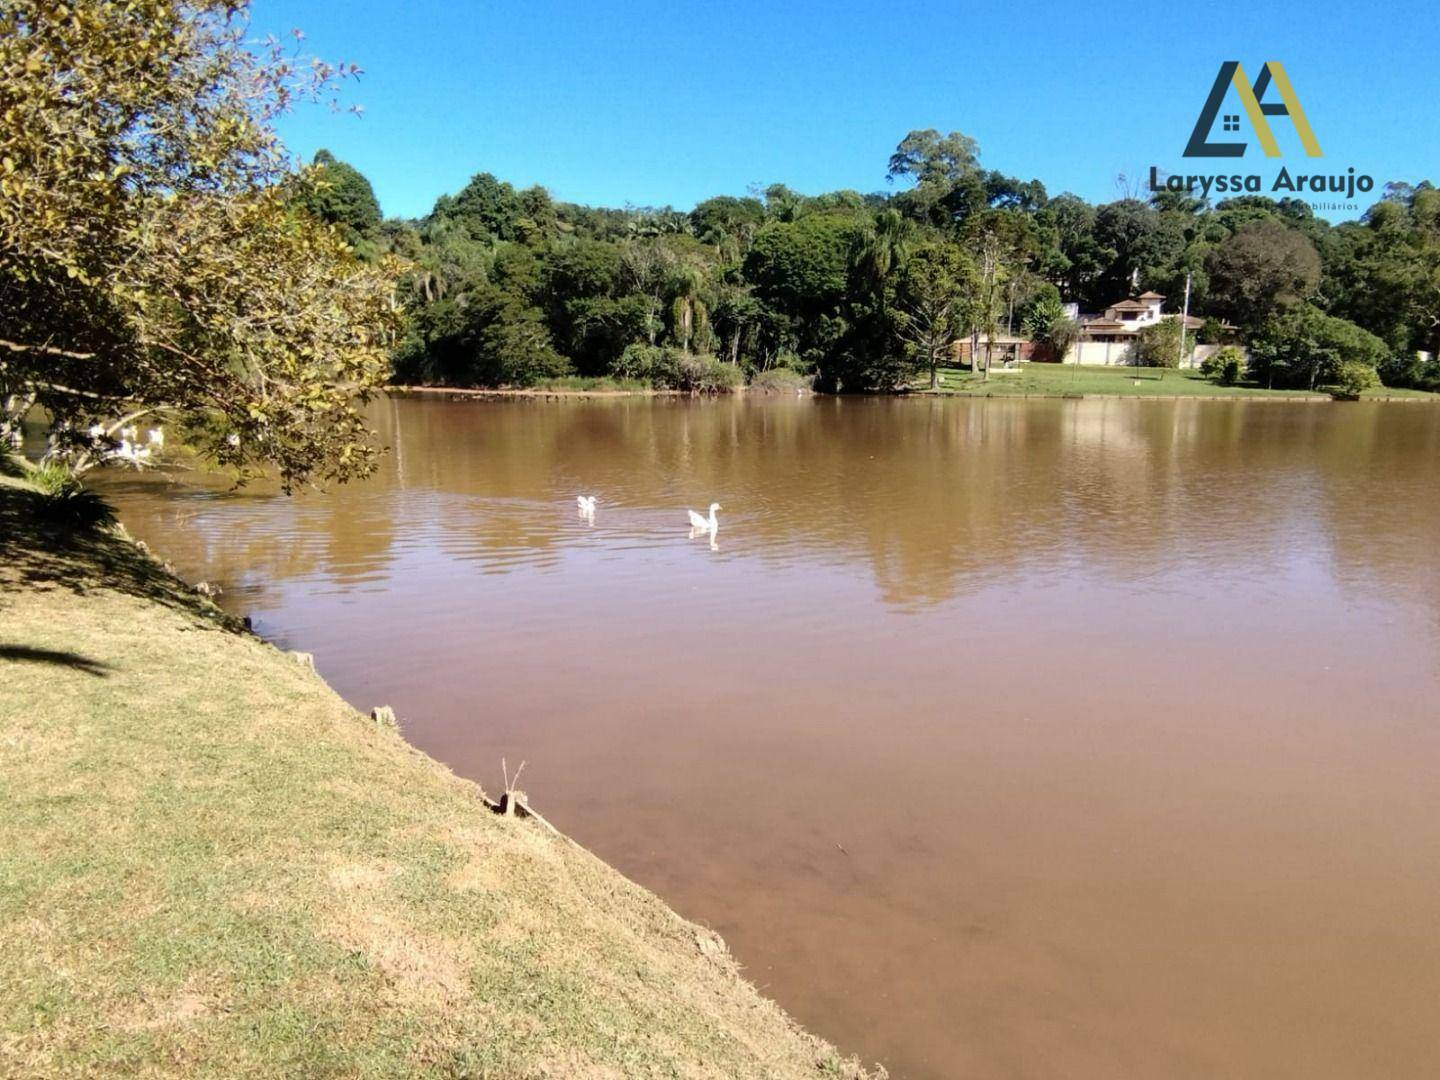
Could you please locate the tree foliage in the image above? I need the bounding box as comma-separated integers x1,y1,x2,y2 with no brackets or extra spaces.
896,242,974,388
298,149,382,242
0,0,403,489
1205,219,1321,330
1129,318,1193,369
1249,306,1391,390
360,126,1432,397
1023,294,1079,362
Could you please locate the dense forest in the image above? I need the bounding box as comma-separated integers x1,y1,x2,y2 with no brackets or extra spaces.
305,131,1439,395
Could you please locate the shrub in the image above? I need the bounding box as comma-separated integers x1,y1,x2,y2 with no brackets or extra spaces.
531,375,650,392
1249,306,1391,390
1221,350,1245,385
675,354,743,393
613,345,741,392
613,344,680,388
1200,346,1247,385
1333,359,1380,397
748,367,812,393
25,462,115,529
1129,319,1193,368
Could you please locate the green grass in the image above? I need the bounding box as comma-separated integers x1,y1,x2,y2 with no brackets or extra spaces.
919,362,1439,400
0,477,876,1079
1355,384,1440,399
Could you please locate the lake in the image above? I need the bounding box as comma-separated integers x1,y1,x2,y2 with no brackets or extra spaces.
96,394,1440,1079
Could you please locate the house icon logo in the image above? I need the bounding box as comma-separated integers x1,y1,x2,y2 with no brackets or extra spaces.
1184,62,1323,158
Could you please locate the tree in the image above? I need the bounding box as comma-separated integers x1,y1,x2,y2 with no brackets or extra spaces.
1129,318,1193,368
1037,194,1106,304
887,129,981,189
896,242,973,388
886,129,993,229
667,265,711,354
690,196,766,260
0,0,403,490
620,240,678,346
1205,219,1321,330
442,172,525,242
852,209,916,296
516,185,557,245
1249,306,1391,390
465,291,570,386
1023,294,1079,362
745,214,861,312
540,240,626,372
711,285,765,368
962,213,1038,379
1090,199,1187,307
298,150,382,243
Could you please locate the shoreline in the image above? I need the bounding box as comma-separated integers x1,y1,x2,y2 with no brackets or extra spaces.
391,383,1436,404
391,384,692,399
0,478,878,1079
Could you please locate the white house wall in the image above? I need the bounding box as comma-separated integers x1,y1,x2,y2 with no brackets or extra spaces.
1061,342,1245,368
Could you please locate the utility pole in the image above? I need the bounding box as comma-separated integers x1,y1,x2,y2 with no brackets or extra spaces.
1175,272,1192,370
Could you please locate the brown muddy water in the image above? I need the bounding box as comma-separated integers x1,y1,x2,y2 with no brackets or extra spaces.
95,395,1440,1079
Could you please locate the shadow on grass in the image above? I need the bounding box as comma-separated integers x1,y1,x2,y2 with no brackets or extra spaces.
0,643,112,676
0,483,224,626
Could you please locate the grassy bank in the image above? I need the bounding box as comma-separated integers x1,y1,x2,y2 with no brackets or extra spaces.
397,364,1439,402
917,362,1439,400
0,478,875,1078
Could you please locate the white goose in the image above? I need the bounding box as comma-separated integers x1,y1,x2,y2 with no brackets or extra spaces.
687,503,721,532
576,495,597,519
112,439,151,464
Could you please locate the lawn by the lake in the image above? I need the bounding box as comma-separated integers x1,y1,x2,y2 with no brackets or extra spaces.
920,363,1437,400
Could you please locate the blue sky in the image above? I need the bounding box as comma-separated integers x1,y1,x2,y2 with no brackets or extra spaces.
252,0,1439,223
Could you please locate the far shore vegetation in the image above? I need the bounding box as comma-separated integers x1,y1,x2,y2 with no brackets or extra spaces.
362,160,1440,399
334,139,1439,402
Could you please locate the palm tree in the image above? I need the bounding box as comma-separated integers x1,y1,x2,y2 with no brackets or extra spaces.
667,266,709,354
853,209,915,295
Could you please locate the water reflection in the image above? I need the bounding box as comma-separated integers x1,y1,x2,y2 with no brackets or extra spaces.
93,395,1440,1080
97,395,1440,619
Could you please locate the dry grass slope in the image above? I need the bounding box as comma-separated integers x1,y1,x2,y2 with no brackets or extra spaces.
0,479,880,1079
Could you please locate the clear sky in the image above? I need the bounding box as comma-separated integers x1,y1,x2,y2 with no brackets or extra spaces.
251,0,1439,223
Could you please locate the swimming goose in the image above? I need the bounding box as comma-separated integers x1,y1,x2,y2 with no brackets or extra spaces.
576,495,597,518
687,503,721,531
